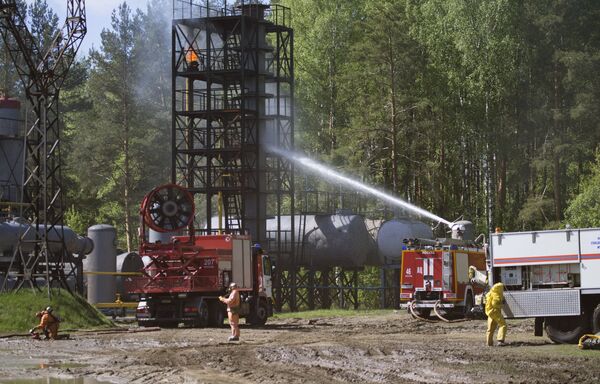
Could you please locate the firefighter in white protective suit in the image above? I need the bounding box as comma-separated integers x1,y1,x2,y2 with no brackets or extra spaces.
485,282,507,346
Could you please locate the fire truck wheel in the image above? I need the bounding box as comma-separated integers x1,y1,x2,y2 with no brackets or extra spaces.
545,315,588,344
463,292,474,317
208,301,225,327
194,301,209,327
248,301,268,326
592,304,600,334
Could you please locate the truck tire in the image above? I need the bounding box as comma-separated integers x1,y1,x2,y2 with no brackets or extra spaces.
248,300,268,326
463,292,474,317
138,321,156,328
158,322,179,328
208,300,225,327
592,304,600,334
545,315,589,344
194,301,209,327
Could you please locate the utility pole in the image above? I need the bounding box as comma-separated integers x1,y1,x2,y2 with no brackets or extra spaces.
0,0,86,296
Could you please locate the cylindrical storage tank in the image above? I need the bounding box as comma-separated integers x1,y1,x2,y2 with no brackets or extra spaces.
266,215,377,268
116,251,144,301
0,96,24,204
376,218,434,264
450,220,475,241
148,228,174,244
0,219,93,254
86,224,117,304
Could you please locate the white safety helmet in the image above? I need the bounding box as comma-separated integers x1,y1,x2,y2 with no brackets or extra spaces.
45,306,53,313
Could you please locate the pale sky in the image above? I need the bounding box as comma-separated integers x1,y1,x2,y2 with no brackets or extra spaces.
31,0,157,55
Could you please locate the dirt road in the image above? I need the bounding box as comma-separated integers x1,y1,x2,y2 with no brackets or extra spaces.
1,312,599,383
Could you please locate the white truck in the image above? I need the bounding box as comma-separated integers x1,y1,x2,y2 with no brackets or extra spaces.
489,227,600,343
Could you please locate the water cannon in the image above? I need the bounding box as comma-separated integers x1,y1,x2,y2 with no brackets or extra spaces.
140,184,195,233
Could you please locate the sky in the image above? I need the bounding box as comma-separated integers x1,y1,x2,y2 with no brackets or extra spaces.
32,0,156,54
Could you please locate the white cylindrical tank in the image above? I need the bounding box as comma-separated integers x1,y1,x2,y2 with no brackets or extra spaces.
86,224,117,304
450,220,475,241
376,218,434,264
148,228,175,244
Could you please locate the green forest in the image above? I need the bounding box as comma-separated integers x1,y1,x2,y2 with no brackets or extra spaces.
2,0,600,250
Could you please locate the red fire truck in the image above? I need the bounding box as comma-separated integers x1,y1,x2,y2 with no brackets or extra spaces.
399,229,487,319
127,184,273,328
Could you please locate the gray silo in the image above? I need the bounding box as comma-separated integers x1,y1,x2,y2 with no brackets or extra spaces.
0,96,24,206
86,224,117,304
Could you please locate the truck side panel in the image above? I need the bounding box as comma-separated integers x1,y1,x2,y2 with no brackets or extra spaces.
232,238,252,289
491,231,580,266
503,289,581,318
579,229,600,290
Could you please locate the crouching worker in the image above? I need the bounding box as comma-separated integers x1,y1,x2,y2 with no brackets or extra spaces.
30,306,60,340
485,283,507,346
219,282,240,342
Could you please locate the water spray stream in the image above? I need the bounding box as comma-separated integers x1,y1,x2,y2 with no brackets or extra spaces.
270,148,452,226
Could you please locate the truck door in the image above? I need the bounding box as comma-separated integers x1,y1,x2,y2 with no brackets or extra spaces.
579,228,600,289
400,250,419,300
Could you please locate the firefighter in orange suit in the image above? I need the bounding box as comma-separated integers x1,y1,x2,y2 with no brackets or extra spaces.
30,306,60,340
485,283,506,346
219,282,241,342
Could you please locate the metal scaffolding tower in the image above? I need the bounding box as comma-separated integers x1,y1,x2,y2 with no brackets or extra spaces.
0,0,86,294
172,0,295,300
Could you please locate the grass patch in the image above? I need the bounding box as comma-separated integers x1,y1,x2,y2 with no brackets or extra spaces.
273,308,395,320
0,289,114,333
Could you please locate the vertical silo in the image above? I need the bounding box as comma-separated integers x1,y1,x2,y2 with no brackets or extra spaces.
86,224,117,304
0,96,24,206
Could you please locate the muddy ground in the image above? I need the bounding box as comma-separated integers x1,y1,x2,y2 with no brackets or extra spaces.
1,312,599,383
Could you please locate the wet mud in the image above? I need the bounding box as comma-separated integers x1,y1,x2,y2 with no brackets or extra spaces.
1,312,599,383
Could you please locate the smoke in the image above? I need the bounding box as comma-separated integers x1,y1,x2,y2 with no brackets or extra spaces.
268,146,452,227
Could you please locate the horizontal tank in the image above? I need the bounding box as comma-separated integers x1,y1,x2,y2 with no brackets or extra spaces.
376,218,434,264
266,214,377,268
0,219,94,255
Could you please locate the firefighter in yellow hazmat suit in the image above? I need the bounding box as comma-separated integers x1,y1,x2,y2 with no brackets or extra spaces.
485,282,506,346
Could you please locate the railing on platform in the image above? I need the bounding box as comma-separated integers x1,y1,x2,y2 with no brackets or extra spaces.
125,275,220,293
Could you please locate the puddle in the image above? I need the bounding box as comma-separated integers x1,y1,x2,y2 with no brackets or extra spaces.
0,357,86,370
0,379,108,384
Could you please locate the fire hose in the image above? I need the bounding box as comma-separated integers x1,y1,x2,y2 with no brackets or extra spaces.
407,300,438,323
432,300,469,323
408,300,470,323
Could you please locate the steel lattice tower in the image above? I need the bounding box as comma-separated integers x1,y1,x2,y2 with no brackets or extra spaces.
0,0,86,294
172,0,294,309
